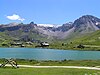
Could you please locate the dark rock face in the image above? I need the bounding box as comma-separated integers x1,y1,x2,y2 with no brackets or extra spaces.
73,15,100,33
53,22,73,32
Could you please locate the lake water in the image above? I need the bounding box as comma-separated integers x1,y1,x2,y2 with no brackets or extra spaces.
0,48,100,60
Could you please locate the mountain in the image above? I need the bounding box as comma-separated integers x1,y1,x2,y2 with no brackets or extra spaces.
0,15,100,42
73,15,100,33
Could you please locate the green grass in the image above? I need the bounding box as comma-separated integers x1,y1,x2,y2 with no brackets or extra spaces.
48,30,100,51
1,59,100,67
0,59,100,75
0,68,100,75
37,60,100,67
0,30,100,50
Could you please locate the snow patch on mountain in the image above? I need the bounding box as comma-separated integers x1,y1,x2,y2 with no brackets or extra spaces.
37,24,61,27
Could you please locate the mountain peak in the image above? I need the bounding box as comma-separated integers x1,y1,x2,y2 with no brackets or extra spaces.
78,15,100,22
81,15,96,18
73,15,100,33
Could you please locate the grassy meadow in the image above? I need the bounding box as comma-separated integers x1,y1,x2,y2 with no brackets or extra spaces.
0,68,100,75
1,59,100,67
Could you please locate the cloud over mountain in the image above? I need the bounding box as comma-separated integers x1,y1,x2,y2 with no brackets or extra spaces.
6,14,25,21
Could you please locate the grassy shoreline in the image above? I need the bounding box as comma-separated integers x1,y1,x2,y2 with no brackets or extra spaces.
0,59,100,67
0,59,100,75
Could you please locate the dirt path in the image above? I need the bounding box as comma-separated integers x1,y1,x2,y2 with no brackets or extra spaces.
84,45,100,48
2,64,100,70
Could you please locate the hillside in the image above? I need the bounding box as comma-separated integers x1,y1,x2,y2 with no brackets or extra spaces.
67,30,100,50
49,30,100,50
72,30,100,45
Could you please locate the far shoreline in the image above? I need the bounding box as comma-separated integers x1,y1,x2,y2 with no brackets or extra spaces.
0,47,100,51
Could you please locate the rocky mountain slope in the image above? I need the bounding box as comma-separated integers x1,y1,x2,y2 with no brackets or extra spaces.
0,15,100,42
73,15,100,33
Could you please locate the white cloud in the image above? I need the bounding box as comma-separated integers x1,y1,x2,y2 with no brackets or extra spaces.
6,14,25,21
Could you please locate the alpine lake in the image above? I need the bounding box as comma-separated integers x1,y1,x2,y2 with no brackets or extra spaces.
0,48,100,60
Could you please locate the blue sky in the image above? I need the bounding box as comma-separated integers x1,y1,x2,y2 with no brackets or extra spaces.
0,0,100,24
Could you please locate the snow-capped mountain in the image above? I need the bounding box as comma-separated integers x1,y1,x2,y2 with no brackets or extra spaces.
0,15,100,40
